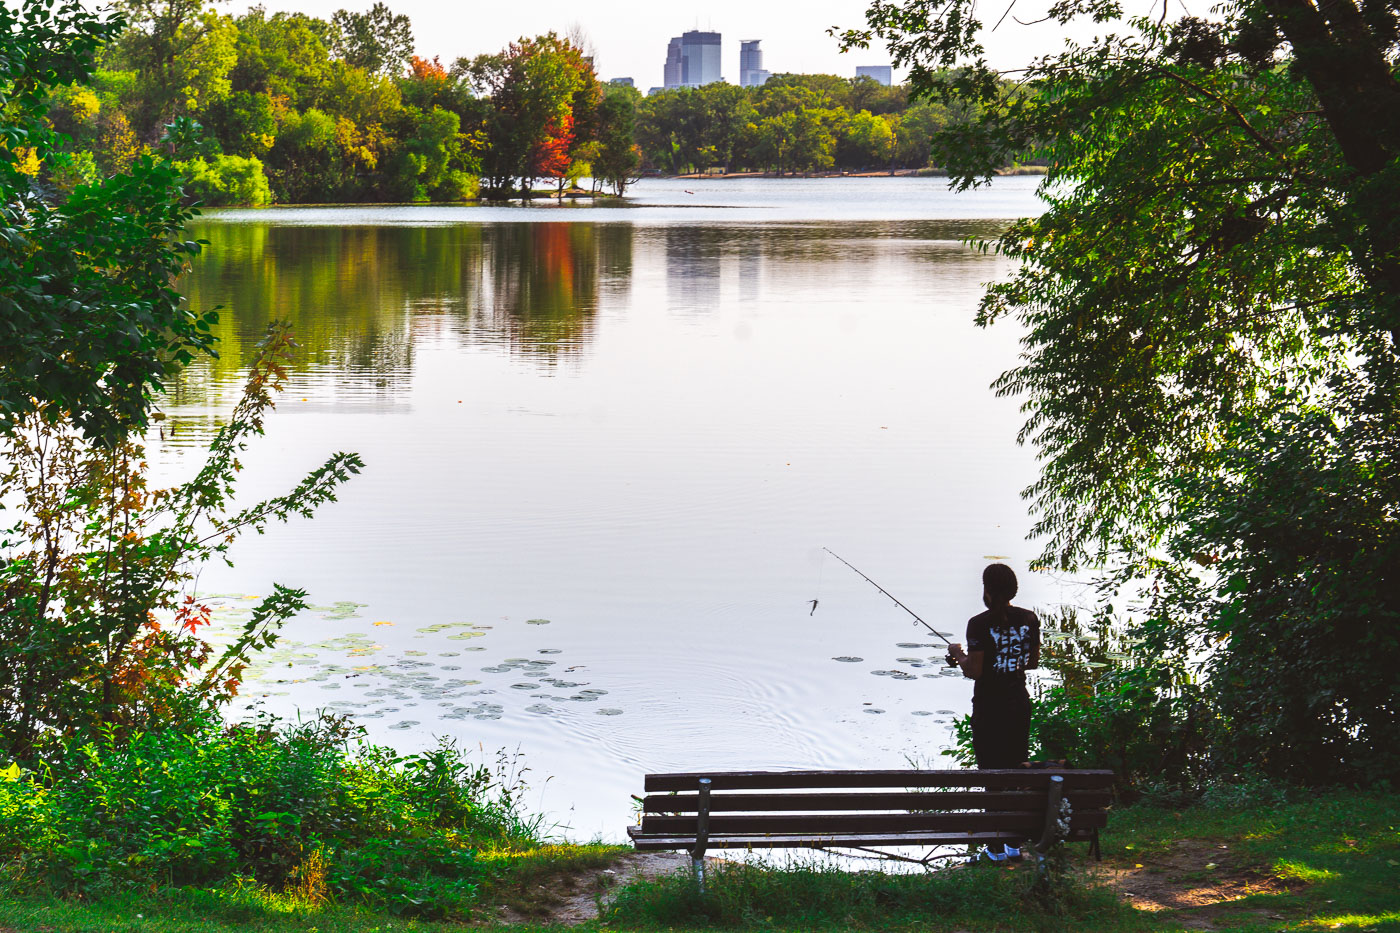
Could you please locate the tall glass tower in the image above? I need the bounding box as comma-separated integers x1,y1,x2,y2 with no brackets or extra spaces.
739,40,771,87
663,30,722,89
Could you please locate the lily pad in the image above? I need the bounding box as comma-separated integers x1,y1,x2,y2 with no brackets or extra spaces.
832,656,863,663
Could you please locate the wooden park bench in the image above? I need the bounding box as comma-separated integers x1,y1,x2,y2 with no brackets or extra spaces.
628,768,1111,884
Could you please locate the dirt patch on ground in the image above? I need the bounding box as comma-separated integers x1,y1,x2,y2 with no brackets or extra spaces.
1092,839,1304,930
494,838,1304,927
493,851,693,925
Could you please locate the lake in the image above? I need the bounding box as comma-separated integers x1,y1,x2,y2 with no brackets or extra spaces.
155,175,1053,841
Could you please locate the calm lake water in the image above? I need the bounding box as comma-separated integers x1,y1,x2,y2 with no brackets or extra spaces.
155,176,1053,840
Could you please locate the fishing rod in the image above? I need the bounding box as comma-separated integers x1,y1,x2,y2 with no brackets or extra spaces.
821,547,954,647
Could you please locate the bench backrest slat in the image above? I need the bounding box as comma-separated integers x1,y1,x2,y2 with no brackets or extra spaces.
641,811,1108,835
643,769,1113,792
642,789,1112,813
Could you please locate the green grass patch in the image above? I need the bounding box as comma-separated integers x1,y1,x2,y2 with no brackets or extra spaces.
603,854,1135,931
1101,790,1400,932
1,791,1395,931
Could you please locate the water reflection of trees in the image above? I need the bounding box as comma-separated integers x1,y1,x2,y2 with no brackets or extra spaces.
174,221,633,406
468,223,633,364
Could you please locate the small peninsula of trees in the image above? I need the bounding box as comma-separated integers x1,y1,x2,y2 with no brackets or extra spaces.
33,0,981,206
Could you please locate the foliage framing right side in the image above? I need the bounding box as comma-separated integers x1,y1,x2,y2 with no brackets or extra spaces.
842,0,1400,785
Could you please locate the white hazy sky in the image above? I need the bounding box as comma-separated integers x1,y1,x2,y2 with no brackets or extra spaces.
233,0,1135,90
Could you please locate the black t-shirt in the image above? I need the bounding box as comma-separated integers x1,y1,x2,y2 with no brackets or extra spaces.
966,606,1040,695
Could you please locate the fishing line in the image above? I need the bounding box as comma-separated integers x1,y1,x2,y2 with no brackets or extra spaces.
821,547,954,647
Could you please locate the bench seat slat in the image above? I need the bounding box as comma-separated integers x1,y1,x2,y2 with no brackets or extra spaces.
642,789,1112,813
628,827,1098,851
643,769,1113,792
638,811,1107,835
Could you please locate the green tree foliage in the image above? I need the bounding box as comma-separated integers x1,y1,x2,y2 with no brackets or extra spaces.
56,2,491,205
844,0,1400,783
108,0,238,134
0,2,218,442
174,151,273,204
329,1,413,76
635,76,958,174
593,84,641,194
840,109,896,171
61,7,959,202
0,718,542,916
227,7,334,108
468,33,596,195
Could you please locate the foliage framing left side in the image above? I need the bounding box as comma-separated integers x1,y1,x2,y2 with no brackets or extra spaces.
0,0,214,445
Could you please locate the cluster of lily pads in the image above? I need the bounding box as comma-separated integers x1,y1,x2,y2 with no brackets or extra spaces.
197,597,626,728
834,638,964,720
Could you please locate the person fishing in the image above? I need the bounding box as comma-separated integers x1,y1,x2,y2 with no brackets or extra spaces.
945,563,1040,862
818,552,1043,861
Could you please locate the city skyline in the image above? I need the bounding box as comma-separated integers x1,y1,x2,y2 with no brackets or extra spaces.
207,0,1106,91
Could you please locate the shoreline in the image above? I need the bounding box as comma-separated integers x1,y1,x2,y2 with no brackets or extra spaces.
664,166,1048,180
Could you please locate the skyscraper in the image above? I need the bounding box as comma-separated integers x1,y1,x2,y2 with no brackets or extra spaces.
662,30,722,89
664,37,684,89
739,40,771,88
855,65,893,86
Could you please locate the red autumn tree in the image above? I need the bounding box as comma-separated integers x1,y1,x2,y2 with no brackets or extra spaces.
528,111,573,183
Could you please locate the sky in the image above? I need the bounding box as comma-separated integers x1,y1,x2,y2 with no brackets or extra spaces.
232,0,1123,91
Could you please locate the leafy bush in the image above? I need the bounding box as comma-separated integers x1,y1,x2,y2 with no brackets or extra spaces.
0,717,538,917
0,327,361,763
174,153,274,206
945,608,1212,797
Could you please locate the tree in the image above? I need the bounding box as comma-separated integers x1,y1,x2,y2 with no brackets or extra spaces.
228,8,335,109
842,0,1400,781
634,88,701,173
529,111,574,191
329,2,413,76
593,85,641,194
468,34,590,195
0,1,216,444
839,109,896,171
388,104,477,201
110,0,238,134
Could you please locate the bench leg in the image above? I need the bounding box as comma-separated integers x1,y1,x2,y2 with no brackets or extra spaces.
1091,827,1101,861
691,777,712,894
1034,775,1066,854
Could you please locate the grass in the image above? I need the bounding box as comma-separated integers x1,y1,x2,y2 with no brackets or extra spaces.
2,791,1395,932
1099,790,1400,932
0,844,631,932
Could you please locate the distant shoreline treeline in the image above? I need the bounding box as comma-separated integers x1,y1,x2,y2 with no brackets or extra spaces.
37,1,1011,206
